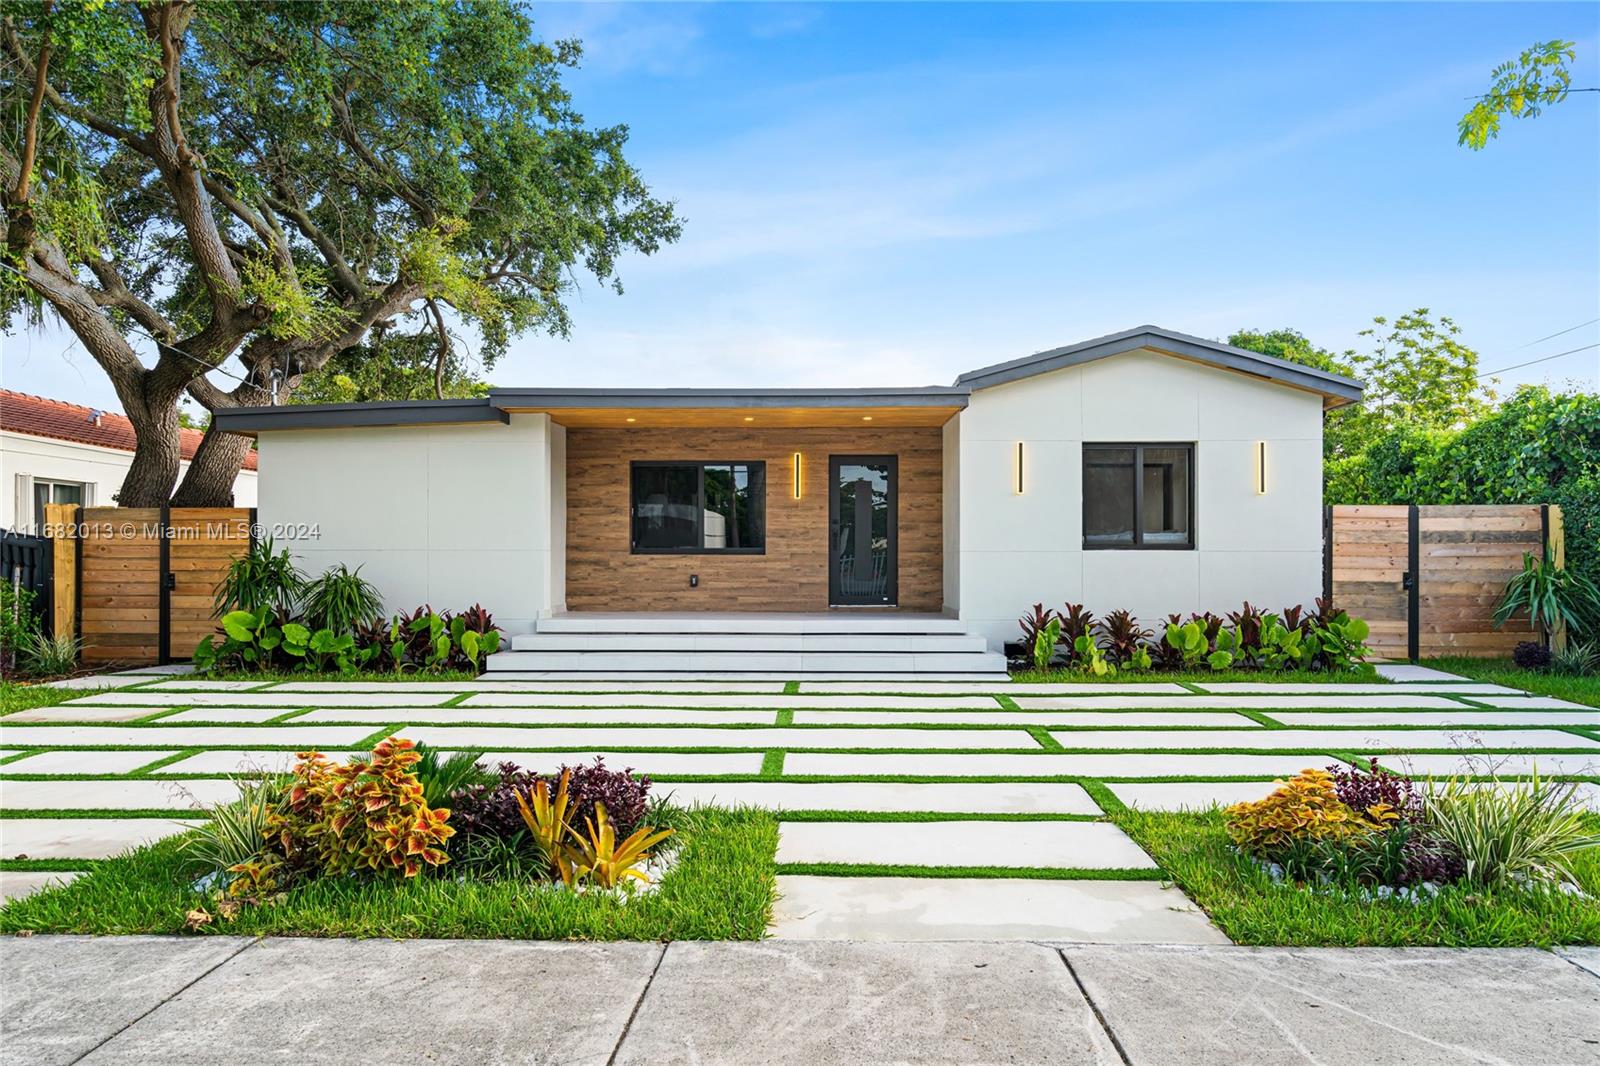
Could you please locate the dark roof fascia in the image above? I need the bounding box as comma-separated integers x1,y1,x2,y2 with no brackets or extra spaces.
212,398,508,434
488,386,971,410
954,325,1365,404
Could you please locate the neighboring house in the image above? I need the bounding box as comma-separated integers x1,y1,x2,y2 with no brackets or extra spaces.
0,390,258,531
213,326,1361,669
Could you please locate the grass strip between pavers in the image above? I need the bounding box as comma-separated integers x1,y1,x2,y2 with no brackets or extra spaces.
0,858,101,872
775,810,1103,823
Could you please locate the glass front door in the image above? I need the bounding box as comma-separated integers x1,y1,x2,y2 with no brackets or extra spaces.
828,455,897,606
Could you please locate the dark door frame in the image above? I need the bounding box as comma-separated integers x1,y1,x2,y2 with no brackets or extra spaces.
828,454,898,607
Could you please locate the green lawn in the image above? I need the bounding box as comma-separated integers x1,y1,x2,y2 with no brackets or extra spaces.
1,681,94,716
1425,656,1600,708
1111,804,1600,947
1009,666,1383,684
0,806,779,940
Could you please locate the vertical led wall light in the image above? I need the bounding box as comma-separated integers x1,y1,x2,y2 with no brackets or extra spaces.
793,452,803,499
1254,440,1268,495
1014,441,1025,494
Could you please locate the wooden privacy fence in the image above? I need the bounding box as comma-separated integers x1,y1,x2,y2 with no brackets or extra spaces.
1325,503,1559,661
43,504,254,665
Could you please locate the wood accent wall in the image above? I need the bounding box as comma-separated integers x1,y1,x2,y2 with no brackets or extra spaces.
564,427,945,612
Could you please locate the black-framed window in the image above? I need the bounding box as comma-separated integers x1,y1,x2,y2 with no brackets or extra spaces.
630,461,766,554
1083,443,1194,549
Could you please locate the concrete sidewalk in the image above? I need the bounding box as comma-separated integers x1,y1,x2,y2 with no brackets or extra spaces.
2,937,1597,1065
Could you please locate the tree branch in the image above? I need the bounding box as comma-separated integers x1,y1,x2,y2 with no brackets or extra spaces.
11,1,52,206
84,255,178,340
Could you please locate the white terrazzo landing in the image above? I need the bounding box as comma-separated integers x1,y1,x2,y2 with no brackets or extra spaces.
295,707,781,726
458,693,1004,710
770,876,1227,942
5,705,165,723
1047,728,1595,751
147,748,768,776
69,691,453,707
775,820,1156,869
0,777,240,810
0,725,378,748
1372,664,1472,682
788,711,1262,728
390,726,1042,751
0,817,199,859
1265,711,1600,727
1373,752,1600,777
782,753,1343,778
1014,694,1470,710
0,750,182,775
658,781,1102,814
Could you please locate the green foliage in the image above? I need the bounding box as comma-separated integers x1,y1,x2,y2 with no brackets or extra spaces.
195,606,372,675
569,803,676,890
180,777,287,887
413,746,494,810
1550,641,1600,677
19,632,82,678
1072,633,1110,676
1031,617,1061,672
1308,614,1371,672
1495,552,1600,640
1459,40,1578,150
301,565,384,636
214,538,306,617
1225,769,1388,857
1258,615,1312,671
1329,387,1600,589
281,738,455,879
1164,621,1210,669
1208,628,1239,671
1426,773,1600,889
0,584,42,673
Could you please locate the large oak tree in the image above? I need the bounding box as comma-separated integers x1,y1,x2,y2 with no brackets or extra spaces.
2,0,678,506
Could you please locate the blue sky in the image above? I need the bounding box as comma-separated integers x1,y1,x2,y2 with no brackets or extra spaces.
4,1,1598,410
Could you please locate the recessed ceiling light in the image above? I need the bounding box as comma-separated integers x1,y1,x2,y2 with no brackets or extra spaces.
861,415,873,421
625,417,636,423
743,416,754,422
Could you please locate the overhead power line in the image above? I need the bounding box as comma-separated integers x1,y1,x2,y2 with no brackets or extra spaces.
1521,318,1600,348
1478,342,1600,378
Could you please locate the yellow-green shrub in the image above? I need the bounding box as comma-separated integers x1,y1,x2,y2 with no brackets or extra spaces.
1224,768,1397,857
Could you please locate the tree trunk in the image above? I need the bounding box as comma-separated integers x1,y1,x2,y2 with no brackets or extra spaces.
114,384,185,508
170,422,256,506
171,378,273,507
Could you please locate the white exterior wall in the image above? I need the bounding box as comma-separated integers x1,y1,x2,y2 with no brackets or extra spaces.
0,430,258,531
956,348,1324,649
255,413,557,633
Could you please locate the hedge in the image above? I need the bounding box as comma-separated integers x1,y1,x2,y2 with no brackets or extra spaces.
1326,387,1599,585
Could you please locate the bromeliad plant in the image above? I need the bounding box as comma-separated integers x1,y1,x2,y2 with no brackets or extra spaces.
514,767,674,890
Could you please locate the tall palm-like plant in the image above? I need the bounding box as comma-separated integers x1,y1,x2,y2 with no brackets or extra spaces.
213,538,305,618
1494,552,1600,643
302,564,384,635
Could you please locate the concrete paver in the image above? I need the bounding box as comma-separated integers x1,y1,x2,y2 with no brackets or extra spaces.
0,818,199,859
1047,727,1598,750
775,819,1156,869
0,778,240,811
393,725,1043,751
0,935,251,1066
783,752,1345,777
790,709,1262,727
0,750,181,774
77,938,664,1066
772,876,1228,942
1373,664,1473,682
660,780,1102,814
1264,710,1600,726
613,940,1121,1065
1108,780,1283,810
1063,944,1600,1066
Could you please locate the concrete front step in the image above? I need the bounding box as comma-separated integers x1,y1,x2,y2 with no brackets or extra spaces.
509,632,990,653
484,650,1008,675
532,612,970,635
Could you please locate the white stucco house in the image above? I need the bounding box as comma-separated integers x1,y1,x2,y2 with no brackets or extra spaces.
0,389,258,531
213,326,1362,676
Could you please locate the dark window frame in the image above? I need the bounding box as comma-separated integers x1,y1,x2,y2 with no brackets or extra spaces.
629,459,768,555
1082,442,1196,551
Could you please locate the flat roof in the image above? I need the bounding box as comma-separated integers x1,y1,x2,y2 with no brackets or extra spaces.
212,398,507,433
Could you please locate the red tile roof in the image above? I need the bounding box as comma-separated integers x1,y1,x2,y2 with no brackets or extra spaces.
0,389,258,471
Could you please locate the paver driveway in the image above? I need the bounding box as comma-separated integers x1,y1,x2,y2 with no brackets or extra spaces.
3,664,1597,940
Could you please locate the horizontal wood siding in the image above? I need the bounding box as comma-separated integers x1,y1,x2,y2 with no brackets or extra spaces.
1329,505,1410,658
168,510,253,660
565,427,944,611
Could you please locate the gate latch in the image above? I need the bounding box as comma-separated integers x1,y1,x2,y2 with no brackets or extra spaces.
164,572,176,591
1401,571,1413,591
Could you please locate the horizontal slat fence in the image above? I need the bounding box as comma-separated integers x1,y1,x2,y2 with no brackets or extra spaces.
46,505,253,665
1327,503,1553,661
